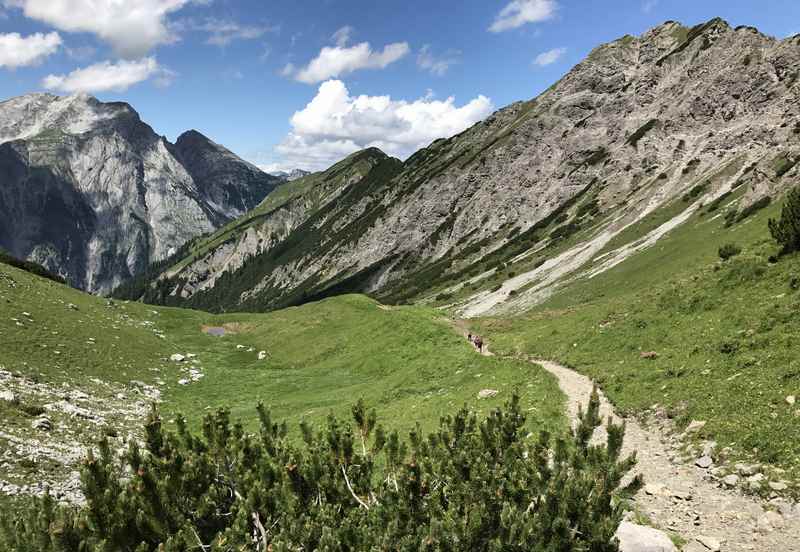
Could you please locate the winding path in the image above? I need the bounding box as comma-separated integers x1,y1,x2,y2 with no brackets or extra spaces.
460,328,800,551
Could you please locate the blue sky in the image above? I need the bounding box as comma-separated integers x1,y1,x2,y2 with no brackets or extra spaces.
1,0,799,171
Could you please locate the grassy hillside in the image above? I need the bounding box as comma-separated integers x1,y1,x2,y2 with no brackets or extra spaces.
473,194,800,481
0,258,564,504
163,151,379,276
2,262,565,432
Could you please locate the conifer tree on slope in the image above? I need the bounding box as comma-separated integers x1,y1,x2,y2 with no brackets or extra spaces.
1,390,641,551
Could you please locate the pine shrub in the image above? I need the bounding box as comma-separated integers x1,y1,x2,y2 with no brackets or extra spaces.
1,392,641,551
769,186,800,255
718,243,742,261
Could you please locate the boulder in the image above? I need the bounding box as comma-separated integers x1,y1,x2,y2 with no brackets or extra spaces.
685,420,706,434
768,481,788,492
478,389,499,399
695,455,713,469
736,463,760,476
722,474,739,487
258,351,267,360
0,390,17,402
615,522,677,552
757,511,784,533
32,417,53,431
170,353,186,362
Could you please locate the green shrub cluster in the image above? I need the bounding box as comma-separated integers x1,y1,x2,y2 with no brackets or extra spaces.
1,393,640,551
718,243,742,261
725,196,772,227
682,183,708,203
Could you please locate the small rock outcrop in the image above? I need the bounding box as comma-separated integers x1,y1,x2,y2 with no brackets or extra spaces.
615,521,677,552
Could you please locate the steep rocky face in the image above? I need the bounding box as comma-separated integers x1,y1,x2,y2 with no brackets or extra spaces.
172,130,277,224
147,18,800,313
135,148,396,307
0,93,279,293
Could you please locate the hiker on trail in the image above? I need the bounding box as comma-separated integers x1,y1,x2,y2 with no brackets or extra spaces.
468,332,473,343
474,335,484,353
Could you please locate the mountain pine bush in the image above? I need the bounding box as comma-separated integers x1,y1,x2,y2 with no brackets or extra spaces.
769,186,800,255
1,392,641,551
718,243,742,260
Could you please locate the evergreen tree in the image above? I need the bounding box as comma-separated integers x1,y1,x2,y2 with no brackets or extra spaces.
1,391,641,551
769,186,800,254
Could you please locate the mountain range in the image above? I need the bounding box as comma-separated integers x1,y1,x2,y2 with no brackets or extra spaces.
123,18,799,315
269,168,312,181
3,17,800,548
0,93,279,293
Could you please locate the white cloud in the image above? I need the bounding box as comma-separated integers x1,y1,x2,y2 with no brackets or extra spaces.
270,79,493,170
0,31,61,68
4,0,191,58
416,45,460,76
287,41,410,84
489,0,557,33
642,0,658,13
171,17,276,47
331,25,353,47
533,46,566,66
42,57,169,93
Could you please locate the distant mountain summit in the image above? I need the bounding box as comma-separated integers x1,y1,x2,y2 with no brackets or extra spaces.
0,93,280,293
270,168,312,181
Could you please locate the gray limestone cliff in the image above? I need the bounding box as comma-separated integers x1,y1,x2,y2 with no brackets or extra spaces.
0,93,279,293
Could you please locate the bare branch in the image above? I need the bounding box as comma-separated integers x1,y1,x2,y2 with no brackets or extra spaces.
252,512,269,551
191,527,211,551
341,465,370,510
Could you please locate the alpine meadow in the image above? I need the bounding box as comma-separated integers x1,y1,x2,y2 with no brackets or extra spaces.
1,1,800,551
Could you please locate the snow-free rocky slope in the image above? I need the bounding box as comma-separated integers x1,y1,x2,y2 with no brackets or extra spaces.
270,168,312,182
147,18,800,313
0,93,279,293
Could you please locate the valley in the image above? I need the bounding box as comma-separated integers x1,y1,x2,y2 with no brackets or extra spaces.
0,257,564,506
1,10,800,552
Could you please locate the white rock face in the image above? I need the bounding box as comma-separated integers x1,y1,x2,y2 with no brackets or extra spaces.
270,168,311,181
0,93,279,293
615,522,677,552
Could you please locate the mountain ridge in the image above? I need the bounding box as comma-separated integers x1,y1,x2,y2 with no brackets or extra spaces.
0,93,281,293
135,17,800,314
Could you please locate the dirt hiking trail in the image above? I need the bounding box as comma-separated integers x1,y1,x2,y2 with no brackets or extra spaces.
458,327,800,551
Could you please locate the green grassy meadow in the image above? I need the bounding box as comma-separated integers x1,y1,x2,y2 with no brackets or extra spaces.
0,262,565,441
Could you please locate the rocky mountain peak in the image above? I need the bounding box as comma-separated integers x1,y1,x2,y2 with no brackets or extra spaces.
175,129,217,148
0,92,140,144
0,93,280,293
